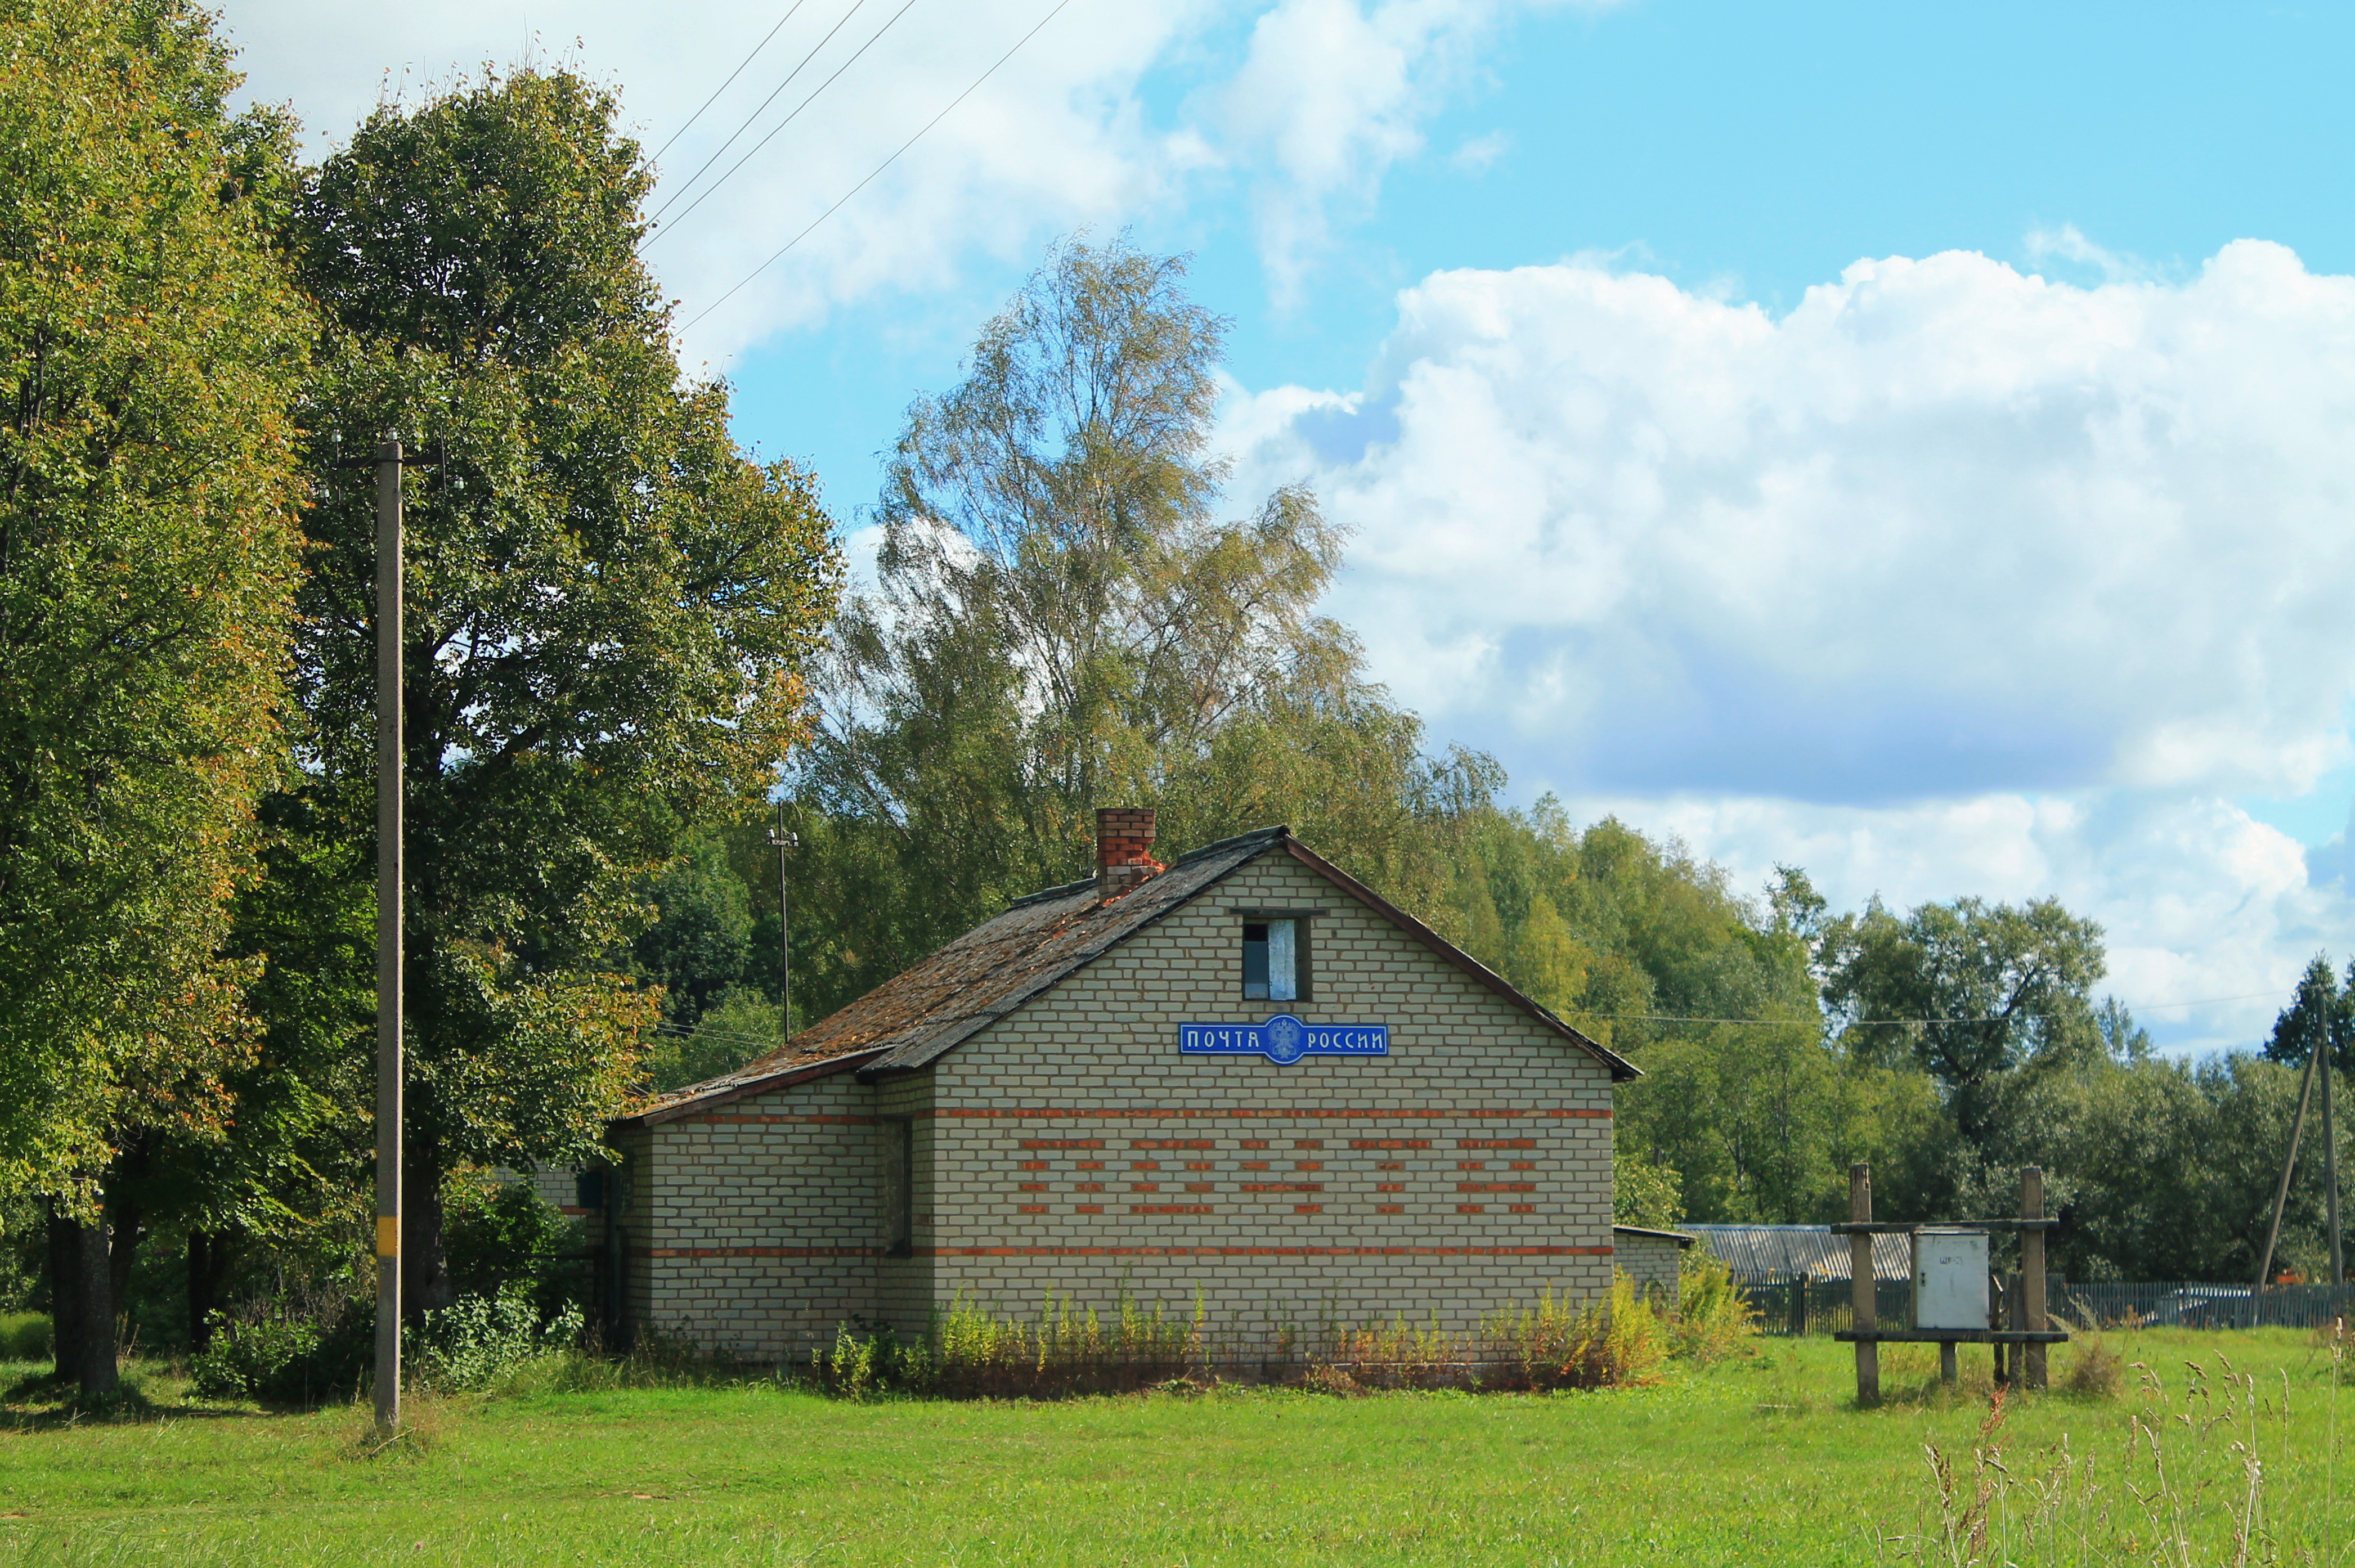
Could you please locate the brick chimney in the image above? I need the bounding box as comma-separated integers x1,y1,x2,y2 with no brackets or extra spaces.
1096,807,1163,900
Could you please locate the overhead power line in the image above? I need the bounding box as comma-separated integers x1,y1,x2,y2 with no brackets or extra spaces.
647,1,811,169
652,0,924,239
1571,987,2295,1028
649,0,875,226
683,0,1079,332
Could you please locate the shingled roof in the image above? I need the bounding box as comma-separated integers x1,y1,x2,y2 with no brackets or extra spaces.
613,825,1637,1129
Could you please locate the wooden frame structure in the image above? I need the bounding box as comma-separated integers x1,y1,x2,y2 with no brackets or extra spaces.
1830,1163,2069,1403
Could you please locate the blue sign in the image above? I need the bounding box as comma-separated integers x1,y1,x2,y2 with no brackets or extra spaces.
1179,1013,1389,1065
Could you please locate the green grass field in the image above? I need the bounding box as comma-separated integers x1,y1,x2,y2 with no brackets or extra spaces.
0,1330,2346,1566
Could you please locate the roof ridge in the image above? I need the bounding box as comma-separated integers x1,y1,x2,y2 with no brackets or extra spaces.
1169,824,1290,866
1000,825,1290,907
1004,874,1098,910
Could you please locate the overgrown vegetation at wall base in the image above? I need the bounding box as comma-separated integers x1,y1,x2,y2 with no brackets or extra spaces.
808,1267,1720,1399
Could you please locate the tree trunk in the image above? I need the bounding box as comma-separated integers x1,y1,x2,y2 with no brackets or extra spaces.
77,1216,116,1398
188,1224,236,1346
106,1196,141,1353
46,1202,80,1385
401,1144,455,1317
187,1228,231,1353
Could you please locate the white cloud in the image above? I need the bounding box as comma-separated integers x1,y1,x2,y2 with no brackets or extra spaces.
220,0,1571,361
1218,240,2355,1050
1215,1,1591,301
1559,788,2323,1053
1231,241,2355,805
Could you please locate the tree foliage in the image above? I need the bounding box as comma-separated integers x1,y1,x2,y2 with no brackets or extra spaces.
0,0,309,1197
284,68,840,1308
790,236,1471,1014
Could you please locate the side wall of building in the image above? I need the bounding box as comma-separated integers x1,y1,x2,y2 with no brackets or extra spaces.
1612,1232,1685,1304
616,1065,927,1363
921,849,1618,1346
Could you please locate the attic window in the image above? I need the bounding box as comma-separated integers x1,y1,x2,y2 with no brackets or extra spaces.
1243,919,1302,1002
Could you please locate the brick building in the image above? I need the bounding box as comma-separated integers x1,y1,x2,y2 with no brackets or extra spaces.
604,810,1668,1361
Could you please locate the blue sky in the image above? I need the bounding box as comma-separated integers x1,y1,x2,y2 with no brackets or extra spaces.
732,2,2355,516
234,0,2355,1050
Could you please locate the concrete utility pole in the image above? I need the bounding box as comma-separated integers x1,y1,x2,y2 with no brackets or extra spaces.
768,806,797,1038
372,435,406,1435
347,434,437,1436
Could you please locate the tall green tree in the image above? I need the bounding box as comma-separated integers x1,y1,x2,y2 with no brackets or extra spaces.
792,235,1473,1013
0,0,311,1388
1820,895,2105,1208
286,68,839,1311
2262,955,2353,1075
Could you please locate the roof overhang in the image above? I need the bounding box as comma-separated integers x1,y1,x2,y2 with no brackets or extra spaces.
608,1048,889,1130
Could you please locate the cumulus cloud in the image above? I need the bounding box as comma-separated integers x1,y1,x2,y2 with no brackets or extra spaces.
1559,787,2325,1052
1217,0,1537,299
222,0,1572,360
1231,241,2355,805
1219,240,2355,1050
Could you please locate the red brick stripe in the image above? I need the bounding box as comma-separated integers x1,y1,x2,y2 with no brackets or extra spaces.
1458,1138,1537,1149
638,1243,1616,1260
921,1244,1614,1258
680,1113,876,1126
636,1246,882,1259
920,1107,1609,1121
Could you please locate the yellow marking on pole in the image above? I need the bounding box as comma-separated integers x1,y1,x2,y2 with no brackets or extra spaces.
377,1216,400,1257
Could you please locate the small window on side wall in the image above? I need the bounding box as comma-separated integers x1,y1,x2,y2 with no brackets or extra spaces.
1243,918,1303,1001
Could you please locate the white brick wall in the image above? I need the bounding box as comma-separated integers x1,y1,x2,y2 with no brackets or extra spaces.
621,846,1621,1362
1613,1232,1685,1304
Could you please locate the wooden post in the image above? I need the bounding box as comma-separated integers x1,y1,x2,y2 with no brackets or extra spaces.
1989,1273,2004,1385
2253,1010,2326,1320
1939,1341,1958,1383
2323,1018,2344,1288
1992,1273,2011,1385
2021,1167,2048,1391
1851,1162,1878,1404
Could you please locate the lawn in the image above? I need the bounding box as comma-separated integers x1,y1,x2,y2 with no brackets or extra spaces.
0,1330,2346,1566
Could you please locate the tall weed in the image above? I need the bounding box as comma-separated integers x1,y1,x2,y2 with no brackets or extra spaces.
1882,1347,2344,1566
1667,1248,1759,1363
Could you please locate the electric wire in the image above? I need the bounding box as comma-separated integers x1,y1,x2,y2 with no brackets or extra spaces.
654,1020,790,1049
682,0,1078,331
1567,987,2296,1029
647,1,811,169
649,0,922,239
648,0,875,226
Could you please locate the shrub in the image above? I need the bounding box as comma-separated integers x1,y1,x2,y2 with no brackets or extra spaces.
410,1286,582,1392
440,1170,590,1320
1667,1248,1760,1362
0,1311,51,1361
2062,1333,2121,1399
190,1298,371,1404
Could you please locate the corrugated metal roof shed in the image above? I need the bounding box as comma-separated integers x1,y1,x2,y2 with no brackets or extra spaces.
1683,1224,1912,1282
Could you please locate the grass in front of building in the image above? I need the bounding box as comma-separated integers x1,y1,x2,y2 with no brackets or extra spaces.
0,1328,2347,1566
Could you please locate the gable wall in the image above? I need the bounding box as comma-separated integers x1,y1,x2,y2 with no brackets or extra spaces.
923,848,1616,1345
